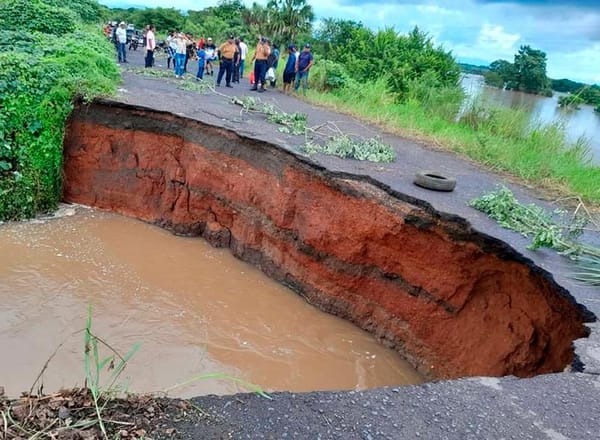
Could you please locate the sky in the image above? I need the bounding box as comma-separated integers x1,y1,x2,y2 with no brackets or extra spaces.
101,0,600,84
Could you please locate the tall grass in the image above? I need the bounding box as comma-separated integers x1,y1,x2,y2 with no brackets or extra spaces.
303,63,600,204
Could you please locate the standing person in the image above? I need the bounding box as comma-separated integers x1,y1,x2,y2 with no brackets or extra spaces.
232,38,241,83
216,35,237,88
267,43,280,88
145,25,156,68
166,31,177,70
204,38,217,76
115,22,127,63
282,45,297,94
184,33,195,73
251,36,270,92
174,33,187,78
238,37,248,78
294,43,314,95
196,44,206,80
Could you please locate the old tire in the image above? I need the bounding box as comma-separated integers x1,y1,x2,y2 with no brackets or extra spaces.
413,171,456,192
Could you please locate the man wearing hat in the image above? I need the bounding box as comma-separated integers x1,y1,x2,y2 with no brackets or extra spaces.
294,43,314,95
115,21,128,63
216,35,238,87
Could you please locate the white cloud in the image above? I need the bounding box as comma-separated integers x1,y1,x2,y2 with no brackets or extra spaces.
477,24,520,51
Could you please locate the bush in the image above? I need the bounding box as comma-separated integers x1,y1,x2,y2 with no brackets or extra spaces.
0,0,119,220
309,59,350,91
0,0,77,35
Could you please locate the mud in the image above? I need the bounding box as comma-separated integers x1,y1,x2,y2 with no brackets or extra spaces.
62,101,591,380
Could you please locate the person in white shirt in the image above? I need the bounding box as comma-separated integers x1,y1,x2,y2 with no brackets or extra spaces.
115,22,127,63
145,25,156,68
238,37,248,78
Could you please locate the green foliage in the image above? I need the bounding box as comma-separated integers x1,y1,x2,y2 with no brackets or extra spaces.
308,59,350,91
483,70,505,88
469,187,600,285
551,79,600,106
313,21,460,102
0,0,77,35
243,0,314,45
303,136,396,162
42,0,105,22
486,59,515,89
558,94,585,110
459,63,489,76
261,104,308,135
0,1,118,221
512,45,550,94
84,304,141,438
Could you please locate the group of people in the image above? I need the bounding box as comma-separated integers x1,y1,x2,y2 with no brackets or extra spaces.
111,22,314,94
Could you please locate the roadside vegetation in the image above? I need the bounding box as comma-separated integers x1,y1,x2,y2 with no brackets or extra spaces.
3,0,599,221
470,187,600,286
0,0,119,221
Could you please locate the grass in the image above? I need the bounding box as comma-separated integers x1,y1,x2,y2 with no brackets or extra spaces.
301,74,600,204
1,305,270,439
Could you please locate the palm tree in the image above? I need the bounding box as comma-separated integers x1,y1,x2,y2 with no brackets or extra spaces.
243,0,314,44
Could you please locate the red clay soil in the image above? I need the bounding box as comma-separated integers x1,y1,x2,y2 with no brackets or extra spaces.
62,103,589,380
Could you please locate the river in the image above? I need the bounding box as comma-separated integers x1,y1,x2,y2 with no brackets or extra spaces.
0,207,422,398
460,74,600,164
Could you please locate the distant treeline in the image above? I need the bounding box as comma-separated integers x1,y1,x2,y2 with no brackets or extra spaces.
460,59,599,107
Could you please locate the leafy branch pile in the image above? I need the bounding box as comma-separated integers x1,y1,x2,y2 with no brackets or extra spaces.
231,96,308,135
303,135,396,163
469,186,600,286
0,0,119,221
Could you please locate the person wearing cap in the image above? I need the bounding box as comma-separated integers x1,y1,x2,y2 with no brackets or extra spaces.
216,35,238,87
115,22,127,63
204,38,217,76
294,43,314,95
282,45,297,94
251,36,270,92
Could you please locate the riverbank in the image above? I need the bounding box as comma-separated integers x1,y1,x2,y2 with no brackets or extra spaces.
302,74,600,204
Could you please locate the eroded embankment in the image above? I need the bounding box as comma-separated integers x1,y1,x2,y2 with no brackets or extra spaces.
63,102,592,380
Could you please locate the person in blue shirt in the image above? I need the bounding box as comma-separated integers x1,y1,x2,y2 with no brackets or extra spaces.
196,46,206,80
294,43,314,95
282,45,297,95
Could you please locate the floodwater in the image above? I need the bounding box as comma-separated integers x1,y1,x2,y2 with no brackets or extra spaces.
0,207,422,398
461,74,600,163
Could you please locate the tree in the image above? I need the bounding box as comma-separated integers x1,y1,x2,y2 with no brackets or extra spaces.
486,59,515,89
243,0,314,44
512,45,549,94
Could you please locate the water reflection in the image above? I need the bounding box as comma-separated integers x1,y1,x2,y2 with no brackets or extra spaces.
461,74,600,163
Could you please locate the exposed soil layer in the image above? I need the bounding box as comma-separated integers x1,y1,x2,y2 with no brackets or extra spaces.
63,102,591,380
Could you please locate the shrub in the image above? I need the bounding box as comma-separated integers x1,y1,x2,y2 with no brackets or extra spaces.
0,0,118,220
309,59,350,91
0,0,77,35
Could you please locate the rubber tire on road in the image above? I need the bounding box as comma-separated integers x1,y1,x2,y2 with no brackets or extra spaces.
413,171,457,192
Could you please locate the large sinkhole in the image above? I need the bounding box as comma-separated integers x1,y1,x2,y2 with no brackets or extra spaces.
38,101,592,392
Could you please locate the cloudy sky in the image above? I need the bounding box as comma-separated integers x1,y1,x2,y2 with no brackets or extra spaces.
102,0,600,84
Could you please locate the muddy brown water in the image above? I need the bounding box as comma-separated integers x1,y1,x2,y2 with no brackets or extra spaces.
0,207,422,398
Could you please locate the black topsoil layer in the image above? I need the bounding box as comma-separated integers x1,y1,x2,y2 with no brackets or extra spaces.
75,50,600,439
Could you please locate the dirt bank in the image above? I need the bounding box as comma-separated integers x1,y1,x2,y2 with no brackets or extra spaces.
63,101,591,380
